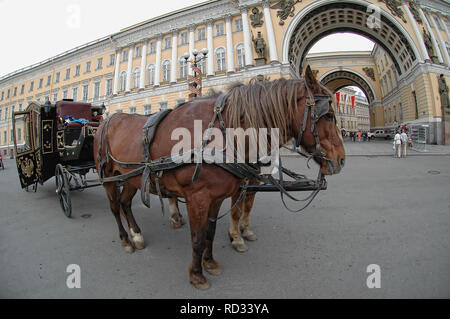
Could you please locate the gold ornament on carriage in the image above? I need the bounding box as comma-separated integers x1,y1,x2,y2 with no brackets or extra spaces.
20,158,35,178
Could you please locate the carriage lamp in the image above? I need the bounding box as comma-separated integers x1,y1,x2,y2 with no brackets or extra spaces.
44,100,52,115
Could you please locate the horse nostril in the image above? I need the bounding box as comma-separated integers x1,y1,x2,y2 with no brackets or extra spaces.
340,158,345,167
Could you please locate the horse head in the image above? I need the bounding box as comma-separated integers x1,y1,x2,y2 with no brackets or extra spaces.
293,66,346,176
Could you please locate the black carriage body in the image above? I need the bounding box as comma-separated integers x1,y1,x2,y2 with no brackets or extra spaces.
13,100,102,189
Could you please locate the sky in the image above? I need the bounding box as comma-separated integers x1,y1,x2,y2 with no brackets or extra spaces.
0,0,375,78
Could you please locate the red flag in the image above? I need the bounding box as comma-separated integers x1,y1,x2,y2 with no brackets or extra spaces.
336,92,340,109
351,96,356,108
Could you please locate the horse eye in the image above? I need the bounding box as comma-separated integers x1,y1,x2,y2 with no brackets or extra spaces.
324,113,334,120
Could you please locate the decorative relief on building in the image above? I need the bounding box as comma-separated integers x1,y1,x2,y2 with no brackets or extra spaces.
406,0,422,25
250,7,264,28
378,0,407,23
363,67,376,81
252,31,267,65
270,0,301,26
423,27,439,64
438,74,450,120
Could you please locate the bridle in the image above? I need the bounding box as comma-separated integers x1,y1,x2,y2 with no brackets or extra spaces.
294,82,335,166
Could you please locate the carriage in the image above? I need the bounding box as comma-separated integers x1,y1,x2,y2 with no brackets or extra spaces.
12,99,105,217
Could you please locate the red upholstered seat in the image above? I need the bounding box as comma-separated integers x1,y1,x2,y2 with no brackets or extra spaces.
56,101,99,127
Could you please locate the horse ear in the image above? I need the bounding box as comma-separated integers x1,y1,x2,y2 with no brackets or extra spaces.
304,65,318,88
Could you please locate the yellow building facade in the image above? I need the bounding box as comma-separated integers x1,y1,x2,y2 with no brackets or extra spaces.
1,0,450,156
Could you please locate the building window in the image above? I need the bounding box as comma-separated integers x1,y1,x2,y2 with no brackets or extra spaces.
216,48,226,72
75,65,80,76
65,68,71,80
38,79,43,89
198,55,206,75
144,105,151,115
94,82,100,99
0,109,2,120
46,76,51,86
18,103,22,111
30,81,34,92
197,27,206,41
129,107,136,114
106,79,113,96
164,37,171,50
180,32,188,45
53,93,58,102
82,85,89,101
135,46,142,58
215,23,224,36
159,101,168,111
97,58,103,70
149,41,156,54
63,89,68,99
148,64,155,85
120,71,127,91
116,109,123,113
122,49,129,62
72,87,78,101
235,18,243,32
85,62,91,73
109,54,115,66
179,59,188,78
5,107,8,120
13,87,17,97
399,102,403,121
162,60,170,82
44,96,49,103
133,67,140,88
55,72,60,83
17,128,21,141
236,43,245,68
1,91,3,100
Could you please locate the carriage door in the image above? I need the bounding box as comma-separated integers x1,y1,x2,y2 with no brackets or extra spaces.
13,108,40,188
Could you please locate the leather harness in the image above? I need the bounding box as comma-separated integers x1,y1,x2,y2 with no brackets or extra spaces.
96,80,334,214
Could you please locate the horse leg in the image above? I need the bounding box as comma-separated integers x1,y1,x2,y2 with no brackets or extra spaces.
240,192,257,241
169,197,186,229
202,201,223,276
104,182,134,253
186,191,213,290
120,182,145,250
228,192,248,252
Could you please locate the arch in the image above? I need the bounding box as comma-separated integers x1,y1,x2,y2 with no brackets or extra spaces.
282,0,422,77
319,68,378,103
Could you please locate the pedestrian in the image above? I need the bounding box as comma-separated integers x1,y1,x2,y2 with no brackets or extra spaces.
357,131,362,142
394,131,401,158
0,154,4,170
401,130,408,158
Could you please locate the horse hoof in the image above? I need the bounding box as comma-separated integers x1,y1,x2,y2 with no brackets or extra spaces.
189,274,210,290
130,229,145,250
231,238,248,253
123,244,135,254
242,229,257,241
202,260,223,276
170,217,186,229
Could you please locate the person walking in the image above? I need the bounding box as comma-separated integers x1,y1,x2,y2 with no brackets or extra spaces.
0,154,4,170
357,131,362,142
401,130,408,158
394,131,401,158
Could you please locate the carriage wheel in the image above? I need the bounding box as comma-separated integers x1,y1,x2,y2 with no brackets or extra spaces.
55,164,72,218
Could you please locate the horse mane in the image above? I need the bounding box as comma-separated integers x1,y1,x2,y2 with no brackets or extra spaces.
225,78,305,143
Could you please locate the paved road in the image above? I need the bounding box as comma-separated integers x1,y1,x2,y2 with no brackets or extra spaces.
0,153,449,298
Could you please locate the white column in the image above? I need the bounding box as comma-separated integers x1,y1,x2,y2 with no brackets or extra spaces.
419,7,444,64
113,49,121,95
206,19,215,77
225,15,235,73
402,2,429,62
125,45,134,92
240,6,253,67
262,0,278,63
428,10,450,66
139,40,148,89
188,25,196,76
154,36,162,87
171,30,178,83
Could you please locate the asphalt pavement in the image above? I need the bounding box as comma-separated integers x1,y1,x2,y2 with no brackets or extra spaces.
0,142,449,298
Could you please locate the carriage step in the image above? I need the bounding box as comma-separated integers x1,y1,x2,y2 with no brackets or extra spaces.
243,179,327,193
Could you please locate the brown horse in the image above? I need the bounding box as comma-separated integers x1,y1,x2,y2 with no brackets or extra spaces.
93,67,345,289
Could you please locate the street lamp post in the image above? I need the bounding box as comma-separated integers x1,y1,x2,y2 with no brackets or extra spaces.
182,48,208,100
